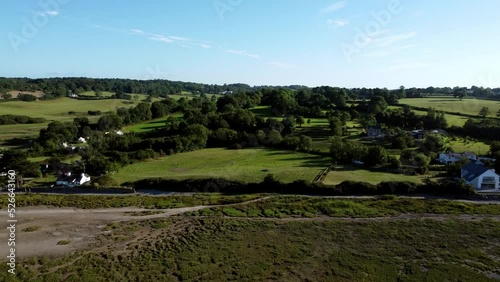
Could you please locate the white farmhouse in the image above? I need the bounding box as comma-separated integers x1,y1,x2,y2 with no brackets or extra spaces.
55,172,91,187
461,163,499,191
439,152,477,165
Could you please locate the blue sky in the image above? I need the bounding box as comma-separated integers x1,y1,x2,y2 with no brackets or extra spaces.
1,0,499,88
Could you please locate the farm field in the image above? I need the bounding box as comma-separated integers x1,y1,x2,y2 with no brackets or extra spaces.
123,113,183,133
112,148,331,184
387,106,469,127
398,97,500,117
323,166,429,185
0,97,140,144
445,137,491,155
0,97,137,121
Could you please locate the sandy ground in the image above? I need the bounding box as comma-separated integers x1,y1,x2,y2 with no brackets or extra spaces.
0,205,209,260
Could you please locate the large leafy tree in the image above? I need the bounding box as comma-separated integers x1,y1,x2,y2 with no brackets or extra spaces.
98,113,123,131
479,107,491,118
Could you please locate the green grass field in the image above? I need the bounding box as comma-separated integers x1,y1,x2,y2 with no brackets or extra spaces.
0,97,136,121
0,97,140,145
123,114,183,133
79,91,115,97
387,106,470,127
112,148,331,184
322,166,429,185
445,137,491,155
399,97,500,117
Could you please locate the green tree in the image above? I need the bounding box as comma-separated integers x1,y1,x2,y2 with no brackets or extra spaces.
267,129,283,145
328,117,343,136
453,87,467,100
359,115,377,128
184,124,210,150
295,116,305,128
399,85,406,98
363,146,388,167
0,150,40,178
490,141,500,156
413,153,430,174
1,93,12,99
479,107,491,118
151,101,167,119
421,134,445,155
297,135,313,152
98,113,123,131
497,109,500,117
387,156,402,169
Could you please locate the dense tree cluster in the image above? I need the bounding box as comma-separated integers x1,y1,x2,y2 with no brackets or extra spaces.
0,77,308,98
0,115,45,125
376,107,448,129
329,137,389,167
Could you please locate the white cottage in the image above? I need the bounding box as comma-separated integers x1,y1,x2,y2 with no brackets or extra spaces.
439,152,477,165
461,163,499,191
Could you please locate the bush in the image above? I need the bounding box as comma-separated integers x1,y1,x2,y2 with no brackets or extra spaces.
88,110,102,116
91,175,119,188
17,93,37,102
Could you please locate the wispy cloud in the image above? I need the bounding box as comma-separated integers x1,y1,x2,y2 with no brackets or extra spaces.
36,10,60,16
149,34,175,43
321,1,346,13
130,29,144,34
169,36,191,42
326,19,349,27
368,32,417,48
269,61,296,68
225,49,260,59
127,28,212,49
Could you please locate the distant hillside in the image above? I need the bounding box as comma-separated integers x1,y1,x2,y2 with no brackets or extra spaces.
0,77,309,98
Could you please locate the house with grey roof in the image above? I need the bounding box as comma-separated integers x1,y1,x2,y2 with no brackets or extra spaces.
439,152,477,165
461,163,499,191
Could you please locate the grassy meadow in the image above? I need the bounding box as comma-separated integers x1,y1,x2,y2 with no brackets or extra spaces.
0,97,140,145
398,97,500,117
112,148,331,184
322,166,429,185
123,113,183,133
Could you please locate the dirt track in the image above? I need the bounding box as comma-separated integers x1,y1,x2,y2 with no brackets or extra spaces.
0,205,209,259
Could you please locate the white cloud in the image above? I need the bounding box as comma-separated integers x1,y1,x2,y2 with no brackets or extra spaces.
149,34,175,43
269,61,296,68
130,29,144,34
36,10,60,16
169,36,191,42
368,32,417,48
326,19,349,27
45,10,59,16
225,49,260,59
321,1,346,13
200,44,211,49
